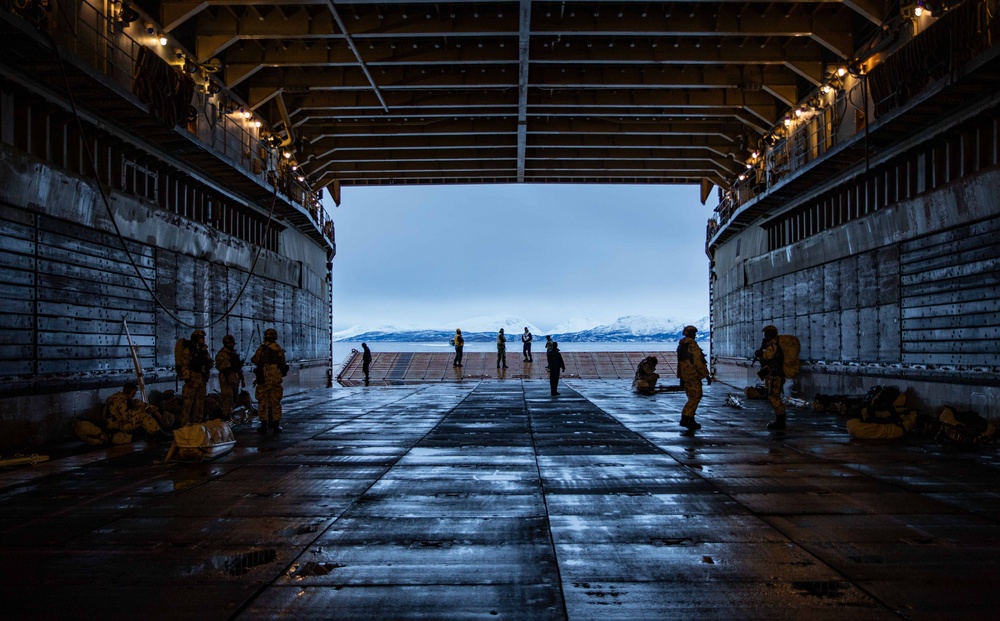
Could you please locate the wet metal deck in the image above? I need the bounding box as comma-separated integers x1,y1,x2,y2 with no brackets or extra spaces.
2,381,1000,619
337,351,678,386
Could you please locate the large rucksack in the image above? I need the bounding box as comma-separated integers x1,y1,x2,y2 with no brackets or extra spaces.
167,420,237,462
174,337,189,376
937,407,996,445
777,334,801,378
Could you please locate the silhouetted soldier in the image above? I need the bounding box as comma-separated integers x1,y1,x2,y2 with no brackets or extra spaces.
497,328,507,369
547,341,566,396
453,329,464,367
361,342,372,384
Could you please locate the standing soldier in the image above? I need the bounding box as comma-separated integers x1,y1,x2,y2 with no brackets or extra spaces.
453,329,464,367
547,341,566,396
522,327,533,362
252,328,288,434
677,325,710,430
361,342,372,384
215,334,244,418
179,329,213,426
496,328,508,369
756,325,787,430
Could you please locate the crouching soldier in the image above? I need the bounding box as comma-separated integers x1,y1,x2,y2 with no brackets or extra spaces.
216,334,245,417
677,325,710,430
633,356,660,395
105,382,171,441
252,328,288,433
756,325,787,430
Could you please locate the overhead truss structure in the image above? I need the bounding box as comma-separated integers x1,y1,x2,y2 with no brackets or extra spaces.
153,0,890,188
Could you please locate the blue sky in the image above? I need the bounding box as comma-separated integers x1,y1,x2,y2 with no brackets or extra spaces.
328,183,711,333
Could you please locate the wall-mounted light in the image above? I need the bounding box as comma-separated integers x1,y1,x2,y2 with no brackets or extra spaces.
783,115,792,127
283,151,293,159
836,66,847,77
158,34,168,46
297,175,305,182
253,120,262,128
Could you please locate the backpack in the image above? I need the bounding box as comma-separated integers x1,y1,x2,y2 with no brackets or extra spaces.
174,338,189,375
937,407,996,445
776,334,801,378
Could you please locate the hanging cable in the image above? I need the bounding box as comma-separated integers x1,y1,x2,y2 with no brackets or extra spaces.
41,16,280,330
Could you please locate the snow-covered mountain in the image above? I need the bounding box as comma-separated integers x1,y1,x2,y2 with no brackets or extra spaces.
333,315,709,343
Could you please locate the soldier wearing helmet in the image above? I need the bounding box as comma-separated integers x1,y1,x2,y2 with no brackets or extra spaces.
676,325,710,430
215,334,245,418
755,324,787,430
179,329,213,425
633,356,660,396
251,327,288,433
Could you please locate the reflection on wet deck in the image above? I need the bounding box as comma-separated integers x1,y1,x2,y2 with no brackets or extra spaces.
3,380,1000,619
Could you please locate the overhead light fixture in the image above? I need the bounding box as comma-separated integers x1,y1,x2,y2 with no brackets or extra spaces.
283,151,293,159
297,175,305,182
158,34,168,46
783,115,792,127
253,120,262,128
145,23,155,35
836,66,848,77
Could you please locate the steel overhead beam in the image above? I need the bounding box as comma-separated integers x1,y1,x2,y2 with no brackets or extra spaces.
323,0,388,111
517,0,530,182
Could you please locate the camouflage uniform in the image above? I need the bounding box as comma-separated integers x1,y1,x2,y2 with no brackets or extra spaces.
496,330,507,369
633,357,660,395
677,337,709,415
105,389,162,436
677,327,710,429
759,329,787,427
215,335,244,417
180,330,213,425
252,329,287,432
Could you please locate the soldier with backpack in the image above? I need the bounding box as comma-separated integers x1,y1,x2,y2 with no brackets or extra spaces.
215,334,244,418
251,328,288,434
754,324,800,430
178,329,214,426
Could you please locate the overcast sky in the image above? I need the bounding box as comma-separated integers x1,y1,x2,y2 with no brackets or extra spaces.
328,183,712,333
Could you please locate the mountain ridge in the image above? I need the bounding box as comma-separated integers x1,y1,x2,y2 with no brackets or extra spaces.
333,315,709,343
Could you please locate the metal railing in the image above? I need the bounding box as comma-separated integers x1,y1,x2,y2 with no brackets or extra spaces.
10,0,334,246
707,0,999,242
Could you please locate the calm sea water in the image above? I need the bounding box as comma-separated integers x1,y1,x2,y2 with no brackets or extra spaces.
333,341,679,373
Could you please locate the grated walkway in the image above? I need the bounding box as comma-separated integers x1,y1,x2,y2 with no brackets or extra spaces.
2,381,1000,619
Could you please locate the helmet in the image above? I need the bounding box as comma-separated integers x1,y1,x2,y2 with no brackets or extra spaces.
683,325,698,338
648,356,658,365
191,329,206,341
762,325,779,337
223,334,235,346
264,328,278,341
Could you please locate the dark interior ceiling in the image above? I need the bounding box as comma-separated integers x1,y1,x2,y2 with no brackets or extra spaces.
149,0,892,189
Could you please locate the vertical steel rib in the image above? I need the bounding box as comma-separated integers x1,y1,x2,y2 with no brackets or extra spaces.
324,0,389,112
517,0,532,182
